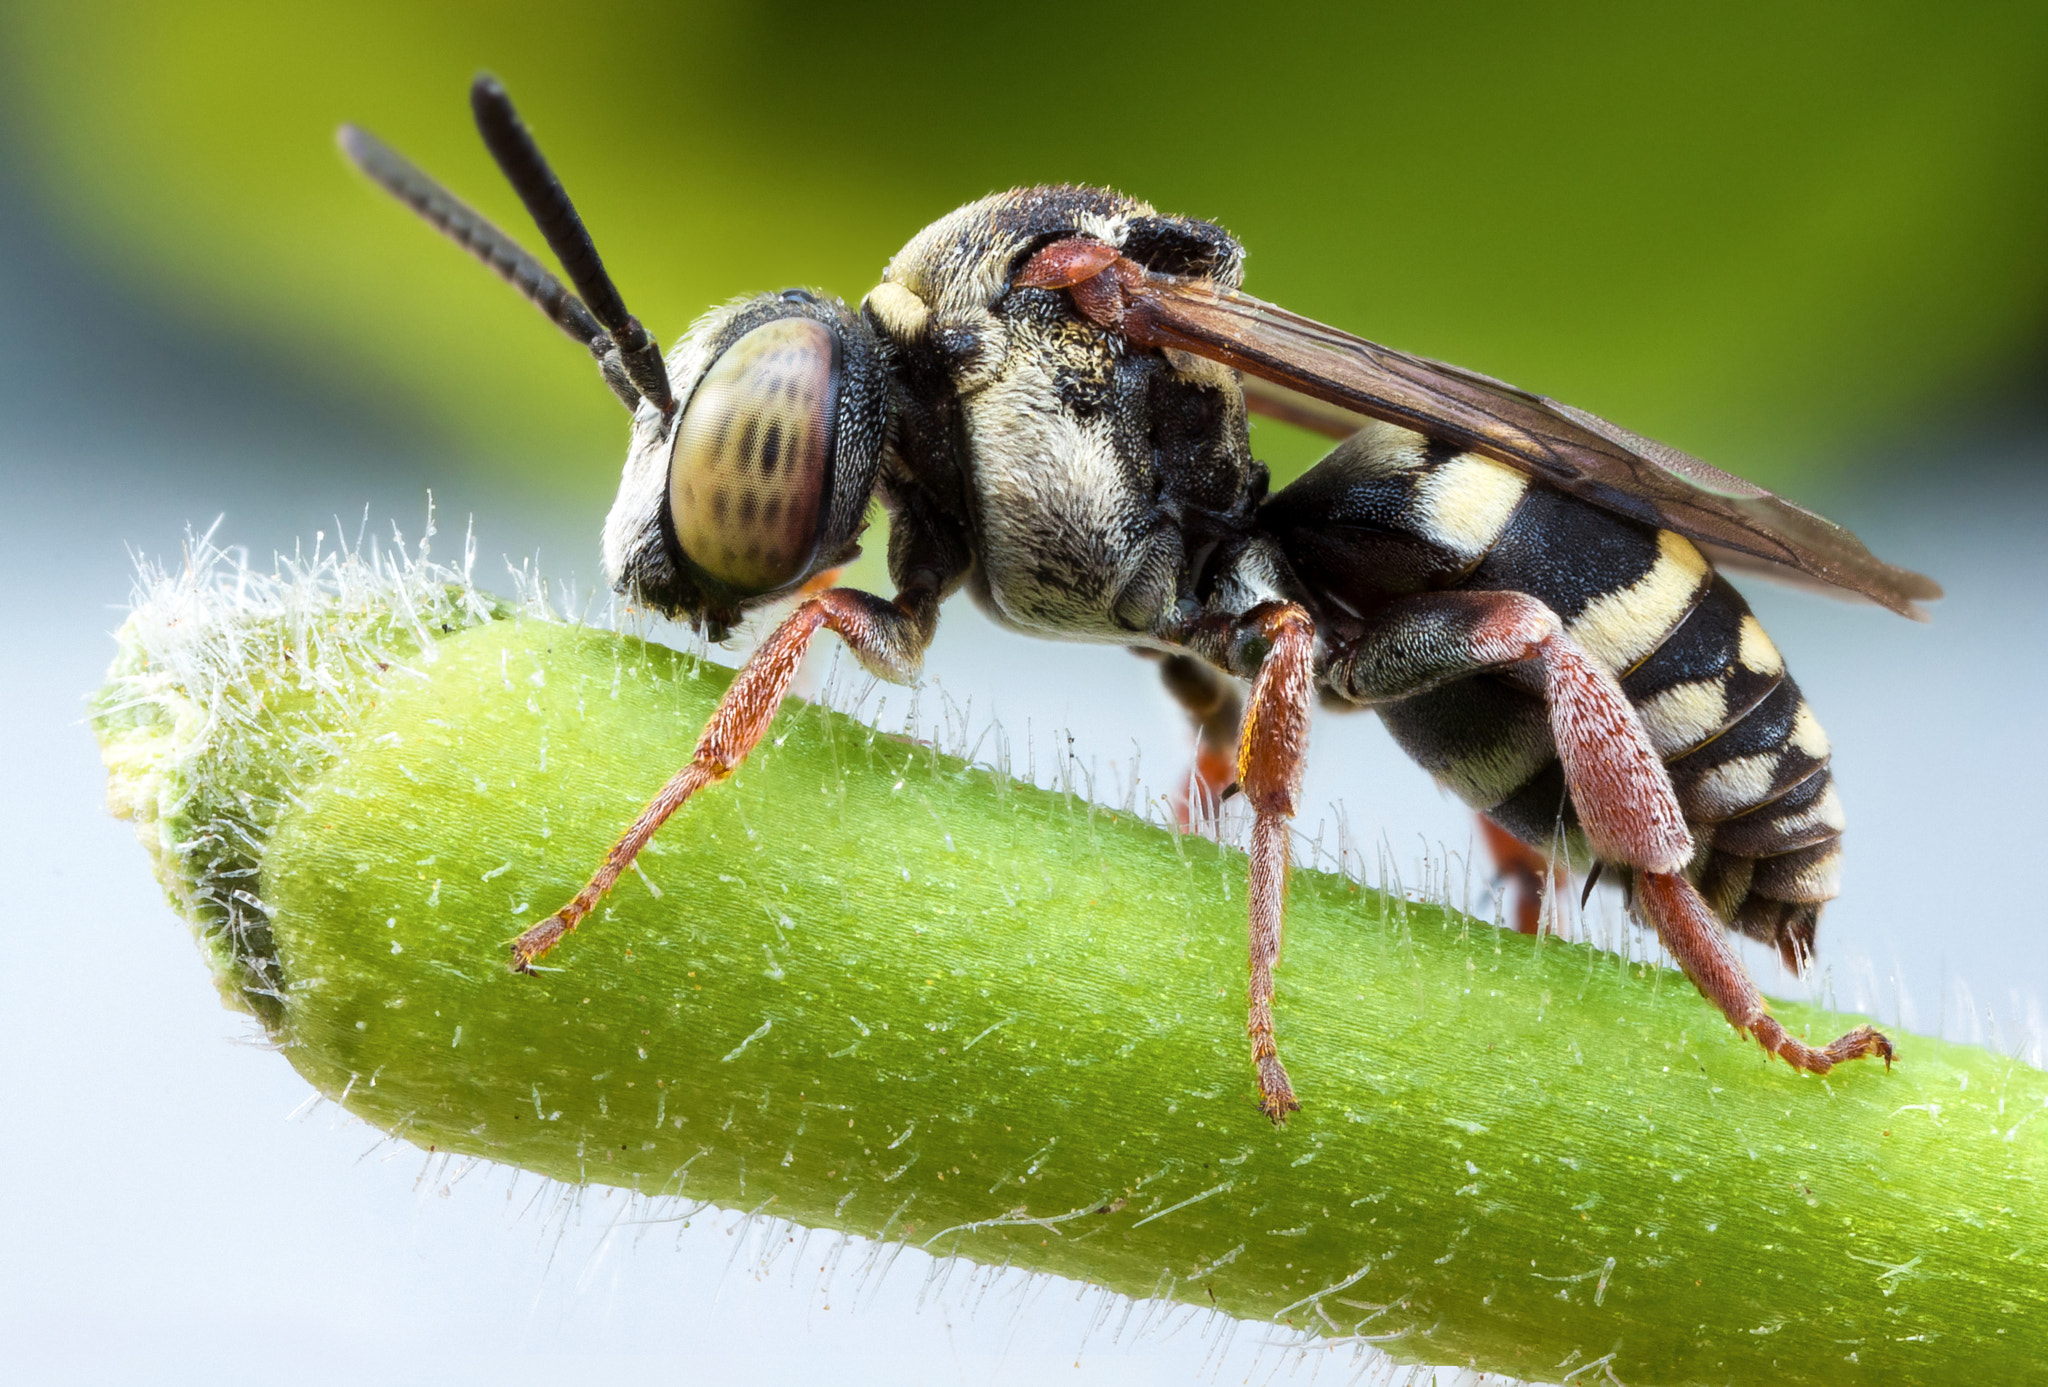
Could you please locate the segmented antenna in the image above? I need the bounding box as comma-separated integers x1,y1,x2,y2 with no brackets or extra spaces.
468,74,676,414
337,122,642,411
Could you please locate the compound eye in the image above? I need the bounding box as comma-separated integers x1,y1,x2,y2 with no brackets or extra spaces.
668,317,838,593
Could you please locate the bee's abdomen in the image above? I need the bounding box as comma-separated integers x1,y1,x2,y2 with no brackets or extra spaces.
1268,430,1845,957
1375,481,1843,961
1618,574,1844,962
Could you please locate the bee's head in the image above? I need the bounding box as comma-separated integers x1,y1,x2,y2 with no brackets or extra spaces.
337,78,890,641
603,290,889,639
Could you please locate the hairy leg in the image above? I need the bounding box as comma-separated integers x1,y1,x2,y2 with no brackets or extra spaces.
1325,588,1692,873
1229,603,1317,1122
1326,589,1890,1071
1637,872,1893,1073
511,586,939,971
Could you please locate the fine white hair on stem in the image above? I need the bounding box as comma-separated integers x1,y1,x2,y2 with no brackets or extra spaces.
99,511,1565,1385
96,505,508,1025
97,512,2036,1387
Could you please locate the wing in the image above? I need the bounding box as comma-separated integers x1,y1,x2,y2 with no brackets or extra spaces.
1116,271,1941,619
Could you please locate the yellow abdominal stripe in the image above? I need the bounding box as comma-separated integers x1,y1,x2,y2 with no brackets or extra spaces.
1637,679,1730,758
1736,615,1784,676
1788,701,1831,760
1692,753,1786,820
1413,453,1528,559
1568,530,1710,673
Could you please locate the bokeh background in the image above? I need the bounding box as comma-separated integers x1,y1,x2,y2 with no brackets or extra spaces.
4,3,2045,1383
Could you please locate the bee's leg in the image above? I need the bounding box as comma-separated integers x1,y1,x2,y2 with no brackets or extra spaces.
1325,589,1890,1073
1204,602,1317,1123
1479,816,1562,935
511,585,941,972
1635,872,1893,1074
1148,652,1244,829
1324,589,1692,873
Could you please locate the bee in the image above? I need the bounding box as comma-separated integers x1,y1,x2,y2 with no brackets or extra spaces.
342,77,1940,1121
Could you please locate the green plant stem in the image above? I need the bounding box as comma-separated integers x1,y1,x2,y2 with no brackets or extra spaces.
99,571,2048,1386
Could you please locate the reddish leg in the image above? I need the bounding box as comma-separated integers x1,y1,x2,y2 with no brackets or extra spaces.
1232,602,1318,1122
511,587,937,971
1325,589,1693,874
1637,872,1893,1073
1152,652,1244,830
1325,589,1889,1074
1480,816,1564,935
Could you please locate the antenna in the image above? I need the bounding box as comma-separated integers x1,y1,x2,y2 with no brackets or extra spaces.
468,74,675,414
338,123,643,411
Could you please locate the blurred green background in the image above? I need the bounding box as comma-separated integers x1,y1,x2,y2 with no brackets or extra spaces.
4,0,2045,506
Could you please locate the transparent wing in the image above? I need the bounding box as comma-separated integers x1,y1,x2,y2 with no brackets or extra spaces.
1125,275,1941,618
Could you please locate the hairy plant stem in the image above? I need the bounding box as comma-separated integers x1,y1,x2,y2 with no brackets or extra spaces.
97,542,2048,1386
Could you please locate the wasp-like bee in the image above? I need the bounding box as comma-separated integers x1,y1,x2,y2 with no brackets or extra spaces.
343,78,1940,1121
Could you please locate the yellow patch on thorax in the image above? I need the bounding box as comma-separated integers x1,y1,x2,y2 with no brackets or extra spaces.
1568,530,1710,674
864,282,930,340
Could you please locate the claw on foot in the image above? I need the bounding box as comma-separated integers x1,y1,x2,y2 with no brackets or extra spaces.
1751,1015,1895,1074
1257,1056,1300,1124
510,913,572,973
1823,1024,1896,1070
